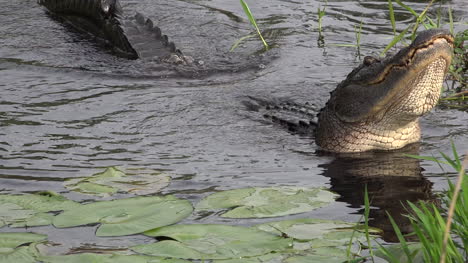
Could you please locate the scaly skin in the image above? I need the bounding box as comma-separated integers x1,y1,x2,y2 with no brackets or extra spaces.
315,29,453,152
38,0,192,64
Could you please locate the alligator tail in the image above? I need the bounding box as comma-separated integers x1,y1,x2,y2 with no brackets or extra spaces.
39,0,138,59
38,0,187,62
38,0,122,19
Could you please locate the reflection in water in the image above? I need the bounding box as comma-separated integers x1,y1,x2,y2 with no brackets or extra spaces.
319,144,433,242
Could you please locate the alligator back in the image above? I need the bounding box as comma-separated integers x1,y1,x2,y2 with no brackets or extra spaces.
244,96,319,135
38,0,188,63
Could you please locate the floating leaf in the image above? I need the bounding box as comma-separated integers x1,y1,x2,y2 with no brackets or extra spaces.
53,195,192,236
133,224,292,259
214,247,349,263
285,248,350,263
214,253,287,263
196,187,338,218
256,218,380,248
0,232,47,249
0,245,37,263
0,235,45,263
0,192,80,227
64,167,171,197
38,253,191,263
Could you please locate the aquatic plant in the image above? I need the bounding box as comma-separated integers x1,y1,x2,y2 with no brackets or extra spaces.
231,0,269,51
362,144,468,262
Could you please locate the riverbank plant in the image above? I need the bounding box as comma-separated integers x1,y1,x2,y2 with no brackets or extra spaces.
355,145,468,262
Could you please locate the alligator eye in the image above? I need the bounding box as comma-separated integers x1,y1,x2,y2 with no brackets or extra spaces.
363,56,379,66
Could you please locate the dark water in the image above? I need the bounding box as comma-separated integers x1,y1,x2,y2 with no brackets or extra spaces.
1,0,467,253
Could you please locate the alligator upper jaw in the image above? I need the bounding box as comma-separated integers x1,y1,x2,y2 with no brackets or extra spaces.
371,34,452,110
356,30,454,86
333,30,453,123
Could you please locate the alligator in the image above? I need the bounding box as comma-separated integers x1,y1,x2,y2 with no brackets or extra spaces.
38,1,453,153
253,29,453,153
38,0,193,64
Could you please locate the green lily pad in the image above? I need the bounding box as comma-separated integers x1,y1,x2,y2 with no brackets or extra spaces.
285,249,350,263
196,187,338,218
38,253,191,263
0,245,37,263
0,234,46,263
133,224,293,259
256,218,380,248
64,167,171,197
0,232,47,249
214,247,349,263
53,195,193,236
0,192,80,227
214,253,287,263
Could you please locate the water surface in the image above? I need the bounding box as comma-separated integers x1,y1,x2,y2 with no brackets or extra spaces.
0,0,467,252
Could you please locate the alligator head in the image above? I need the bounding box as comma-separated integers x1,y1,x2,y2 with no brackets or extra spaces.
315,29,453,153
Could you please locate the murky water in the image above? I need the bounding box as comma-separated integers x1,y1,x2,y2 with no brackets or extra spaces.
1,0,467,253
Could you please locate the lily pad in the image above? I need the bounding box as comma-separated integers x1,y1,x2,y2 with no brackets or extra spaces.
214,247,349,263
38,253,191,263
196,187,338,218
0,245,37,263
133,224,293,259
0,234,46,263
0,232,47,249
284,248,350,263
0,192,80,227
64,167,171,197
53,195,193,236
256,218,380,248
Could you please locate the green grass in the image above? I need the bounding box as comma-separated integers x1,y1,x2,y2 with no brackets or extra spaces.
317,3,326,38
362,144,468,262
231,0,269,51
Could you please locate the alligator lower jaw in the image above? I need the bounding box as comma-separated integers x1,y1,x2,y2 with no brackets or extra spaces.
315,111,422,153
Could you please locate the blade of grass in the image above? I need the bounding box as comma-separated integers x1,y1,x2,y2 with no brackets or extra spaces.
448,7,454,35
395,0,418,17
330,44,357,47
388,0,396,35
404,154,450,165
355,20,363,55
239,0,269,50
363,185,374,260
376,243,400,263
417,1,436,30
440,154,468,263
450,141,461,168
386,212,413,261
230,34,256,52
439,151,457,170
380,26,409,56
